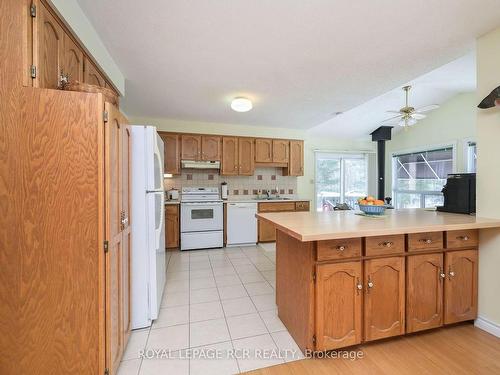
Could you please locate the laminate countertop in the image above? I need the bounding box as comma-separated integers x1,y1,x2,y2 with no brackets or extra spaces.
256,209,500,242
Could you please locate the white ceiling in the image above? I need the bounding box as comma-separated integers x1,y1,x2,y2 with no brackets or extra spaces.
77,0,500,137
309,52,477,139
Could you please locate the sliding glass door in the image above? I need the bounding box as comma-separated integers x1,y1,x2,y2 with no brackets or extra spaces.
315,153,368,211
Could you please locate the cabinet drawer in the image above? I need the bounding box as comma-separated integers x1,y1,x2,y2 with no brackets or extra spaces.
295,201,310,211
258,202,296,212
365,235,405,256
317,238,362,261
407,232,443,252
446,230,478,249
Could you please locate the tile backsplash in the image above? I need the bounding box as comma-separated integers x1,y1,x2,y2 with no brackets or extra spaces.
164,167,297,197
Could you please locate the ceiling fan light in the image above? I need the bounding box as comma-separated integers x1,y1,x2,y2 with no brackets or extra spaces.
407,117,417,126
231,97,253,112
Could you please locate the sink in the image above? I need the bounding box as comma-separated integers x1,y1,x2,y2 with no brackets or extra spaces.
253,197,291,201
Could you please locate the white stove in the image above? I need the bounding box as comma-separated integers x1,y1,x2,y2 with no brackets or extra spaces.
180,187,223,250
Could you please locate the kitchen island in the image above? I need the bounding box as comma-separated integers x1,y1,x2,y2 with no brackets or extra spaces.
255,209,500,352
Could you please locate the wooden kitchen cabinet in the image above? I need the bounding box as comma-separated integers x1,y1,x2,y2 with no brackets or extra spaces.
34,0,64,89
201,135,221,161
364,257,405,341
181,134,202,160
238,137,255,175
258,201,309,242
444,249,478,324
406,253,444,333
255,138,273,163
83,56,106,87
285,140,304,176
62,33,84,83
221,136,239,175
272,140,289,163
161,133,181,175
315,261,362,351
165,205,180,249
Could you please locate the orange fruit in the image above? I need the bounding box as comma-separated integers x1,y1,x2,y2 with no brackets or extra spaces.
359,199,368,205
366,195,375,202
374,200,385,206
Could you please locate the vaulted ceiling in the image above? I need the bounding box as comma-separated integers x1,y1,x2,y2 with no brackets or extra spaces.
77,0,500,137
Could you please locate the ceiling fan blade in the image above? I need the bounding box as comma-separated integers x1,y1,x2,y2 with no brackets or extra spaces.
386,110,402,114
411,113,426,120
382,114,402,123
415,104,439,112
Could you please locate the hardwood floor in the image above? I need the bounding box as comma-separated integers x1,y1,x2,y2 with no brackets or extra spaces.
244,323,500,375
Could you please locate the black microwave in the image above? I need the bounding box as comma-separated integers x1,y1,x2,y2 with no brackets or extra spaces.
437,173,476,214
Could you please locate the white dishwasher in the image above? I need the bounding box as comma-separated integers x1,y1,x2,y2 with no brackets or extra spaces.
226,202,258,246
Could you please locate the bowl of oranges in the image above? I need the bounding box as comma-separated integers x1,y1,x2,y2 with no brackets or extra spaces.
357,196,386,215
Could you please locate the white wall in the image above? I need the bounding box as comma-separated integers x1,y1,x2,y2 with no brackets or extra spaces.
130,116,376,202
49,0,125,94
476,26,500,334
385,92,476,195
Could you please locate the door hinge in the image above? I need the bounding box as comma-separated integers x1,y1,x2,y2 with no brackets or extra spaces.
30,4,36,17
104,368,109,375
104,240,109,253
312,335,316,345
103,111,109,123
30,65,36,78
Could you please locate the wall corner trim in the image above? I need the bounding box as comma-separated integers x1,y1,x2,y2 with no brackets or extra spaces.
474,316,500,338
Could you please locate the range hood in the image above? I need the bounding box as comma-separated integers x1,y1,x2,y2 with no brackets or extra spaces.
181,160,221,169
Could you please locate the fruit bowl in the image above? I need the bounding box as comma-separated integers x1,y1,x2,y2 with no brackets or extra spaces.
358,204,386,215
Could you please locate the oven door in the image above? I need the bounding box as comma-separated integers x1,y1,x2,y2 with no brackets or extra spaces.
181,202,223,232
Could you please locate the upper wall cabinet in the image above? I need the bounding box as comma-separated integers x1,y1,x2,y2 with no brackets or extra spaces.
161,133,181,175
63,34,84,83
34,1,64,89
181,135,202,160
255,139,273,163
83,56,106,87
221,137,239,175
273,140,289,163
202,136,222,161
238,138,255,176
29,0,119,97
285,140,304,176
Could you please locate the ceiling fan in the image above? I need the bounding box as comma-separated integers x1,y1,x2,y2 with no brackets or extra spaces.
382,85,439,127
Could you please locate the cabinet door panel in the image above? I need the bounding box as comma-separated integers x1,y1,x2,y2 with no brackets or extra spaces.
84,56,106,87
221,137,238,175
287,140,304,176
201,136,221,161
255,139,273,163
258,220,276,242
315,262,362,350
36,2,63,89
62,34,84,83
272,140,289,163
181,135,201,160
406,253,443,333
238,138,255,175
166,205,179,249
444,249,478,324
364,257,405,341
162,134,180,175
105,103,124,375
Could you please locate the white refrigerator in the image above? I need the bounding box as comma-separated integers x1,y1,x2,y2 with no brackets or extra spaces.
130,126,166,329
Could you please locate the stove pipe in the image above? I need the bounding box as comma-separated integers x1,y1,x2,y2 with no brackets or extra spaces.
370,126,393,200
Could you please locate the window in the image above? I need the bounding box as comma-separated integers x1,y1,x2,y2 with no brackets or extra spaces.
392,147,454,209
315,153,368,211
466,141,477,173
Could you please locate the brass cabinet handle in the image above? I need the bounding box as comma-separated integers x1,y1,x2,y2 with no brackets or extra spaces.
419,238,433,244
457,235,469,241
336,245,346,251
367,276,374,292
440,269,446,280
449,266,455,278
379,241,394,248
356,278,362,295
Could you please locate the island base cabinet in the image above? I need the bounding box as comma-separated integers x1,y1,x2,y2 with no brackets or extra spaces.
406,253,444,333
444,249,478,324
363,257,405,342
315,262,362,351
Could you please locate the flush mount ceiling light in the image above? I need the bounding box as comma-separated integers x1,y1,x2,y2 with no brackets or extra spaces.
231,97,253,112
